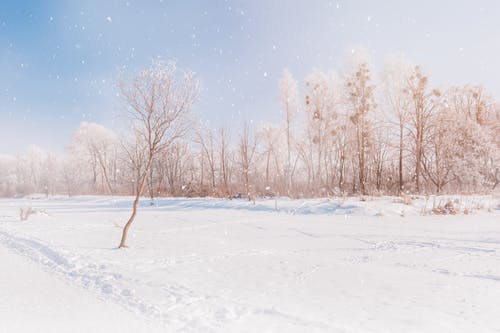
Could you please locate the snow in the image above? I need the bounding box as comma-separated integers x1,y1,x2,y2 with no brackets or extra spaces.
1,195,499,332
0,245,164,333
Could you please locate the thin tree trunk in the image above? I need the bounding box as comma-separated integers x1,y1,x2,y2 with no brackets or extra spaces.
119,156,152,248
95,150,114,196
399,121,404,194
339,154,345,193
286,118,292,195
148,165,154,202
118,190,141,248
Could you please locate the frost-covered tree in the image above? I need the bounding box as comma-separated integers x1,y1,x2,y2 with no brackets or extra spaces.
70,122,118,195
405,66,440,193
217,127,232,196
346,61,376,195
303,69,339,194
171,142,195,195
381,56,412,193
196,128,217,192
440,86,499,192
0,154,16,197
118,60,199,248
258,123,282,194
485,105,500,190
333,113,351,194
237,123,258,199
59,155,83,197
421,103,456,193
14,145,56,196
280,69,299,194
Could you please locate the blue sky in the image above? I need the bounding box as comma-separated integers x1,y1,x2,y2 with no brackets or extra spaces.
1,0,500,153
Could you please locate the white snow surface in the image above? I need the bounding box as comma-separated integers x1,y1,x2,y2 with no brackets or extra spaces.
1,195,500,332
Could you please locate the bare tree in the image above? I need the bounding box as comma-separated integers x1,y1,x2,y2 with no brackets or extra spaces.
280,69,299,194
237,123,258,199
258,123,282,193
334,115,350,194
346,62,376,195
196,128,217,192
405,66,440,193
381,56,412,194
370,123,390,193
218,127,232,196
70,122,118,195
440,86,499,192
153,141,193,196
0,154,16,197
60,156,83,197
422,105,456,193
118,61,199,248
304,69,339,194
164,142,192,195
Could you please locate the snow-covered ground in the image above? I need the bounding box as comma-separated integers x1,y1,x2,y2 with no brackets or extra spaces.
0,195,499,332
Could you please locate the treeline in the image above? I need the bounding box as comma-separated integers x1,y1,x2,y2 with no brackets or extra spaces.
0,54,499,198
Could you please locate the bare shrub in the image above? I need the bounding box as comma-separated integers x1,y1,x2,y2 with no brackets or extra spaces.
431,200,457,215
394,195,413,205
20,206,34,220
19,206,48,221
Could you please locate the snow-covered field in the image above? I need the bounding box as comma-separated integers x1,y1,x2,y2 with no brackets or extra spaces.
1,195,499,332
